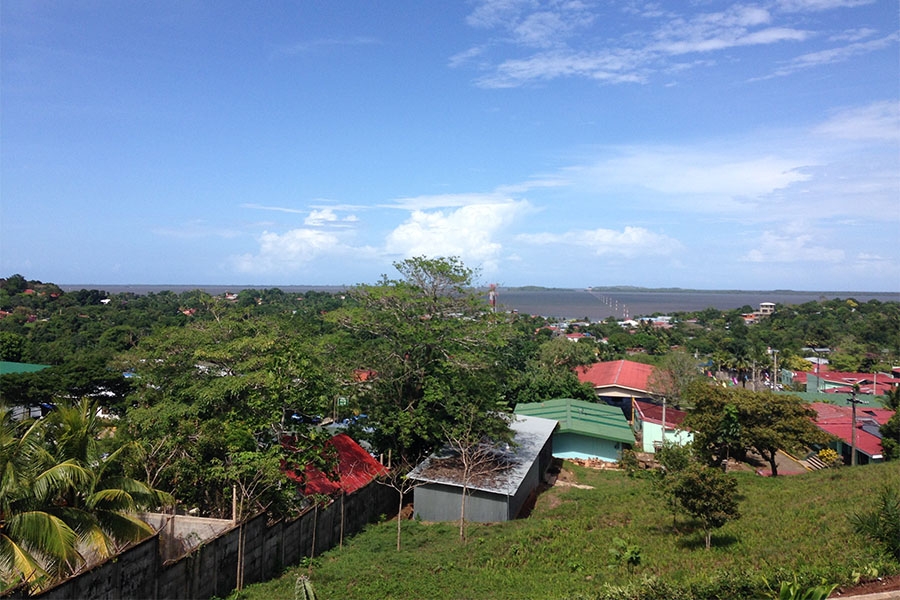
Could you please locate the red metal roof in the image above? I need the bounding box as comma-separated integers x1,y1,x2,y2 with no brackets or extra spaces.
634,399,688,428
576,360,656,393
284,433,388,496
810,402,894,459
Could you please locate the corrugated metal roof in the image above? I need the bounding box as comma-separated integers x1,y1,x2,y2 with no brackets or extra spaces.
407,414,557,496
515,398,634,445
810,402,894,460
634,399,688,428
575,360,655,394
0,361,51,375
285,433,388,496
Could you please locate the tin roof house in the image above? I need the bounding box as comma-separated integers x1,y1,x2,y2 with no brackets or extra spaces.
809,402,894,464
632,399,693,454
407,414,557,523
576,359,657,420
514,398,633,462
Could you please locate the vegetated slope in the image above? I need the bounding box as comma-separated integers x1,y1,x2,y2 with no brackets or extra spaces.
231,461,898,600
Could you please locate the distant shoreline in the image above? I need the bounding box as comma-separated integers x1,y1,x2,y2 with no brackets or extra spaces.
56,283,900,296
53,283,898,320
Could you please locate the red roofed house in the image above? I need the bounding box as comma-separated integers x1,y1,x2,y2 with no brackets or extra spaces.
804,368,898,396
576,359,658,420
285,433,388,496
633,399,693,454
810,402,894,464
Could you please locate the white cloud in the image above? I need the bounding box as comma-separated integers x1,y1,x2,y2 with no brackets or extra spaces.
813,100,900,142
775,0,875,12
233,229,343,273
385,200,530,273
571,147,812,210
241,203,306,215
303,207,359,227
767,33,899,77
386,192,514,211
477,49,649,88
829,27,877,42
741,231,845,263
460,0,886,88
518,226,682,257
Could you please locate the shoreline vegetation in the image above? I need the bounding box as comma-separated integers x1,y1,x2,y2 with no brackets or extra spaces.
56,283,899,295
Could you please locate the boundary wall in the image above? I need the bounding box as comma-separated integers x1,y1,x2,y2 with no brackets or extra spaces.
10,481,397,600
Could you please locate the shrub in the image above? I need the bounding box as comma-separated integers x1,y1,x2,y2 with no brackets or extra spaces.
850,484,900,560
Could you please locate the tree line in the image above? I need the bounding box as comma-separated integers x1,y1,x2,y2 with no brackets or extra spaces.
1,262,898,591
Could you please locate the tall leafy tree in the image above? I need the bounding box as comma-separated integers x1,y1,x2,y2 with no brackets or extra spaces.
878,386,900,461
647,349,702,408
683,382,830,476
327,256,515,465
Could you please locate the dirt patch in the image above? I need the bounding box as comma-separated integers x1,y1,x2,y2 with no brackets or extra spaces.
831,574,900,597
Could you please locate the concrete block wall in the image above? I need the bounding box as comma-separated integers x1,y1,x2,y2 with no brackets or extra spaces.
18,480,398,600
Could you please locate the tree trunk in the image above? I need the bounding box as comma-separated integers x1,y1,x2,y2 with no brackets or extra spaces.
766,450,779,477
396,489,403,551
459,483,467,542
705,529,712,549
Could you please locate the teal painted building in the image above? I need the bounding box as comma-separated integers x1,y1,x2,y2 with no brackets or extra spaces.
515,398,634,462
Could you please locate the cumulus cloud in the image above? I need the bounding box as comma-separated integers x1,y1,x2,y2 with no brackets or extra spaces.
740,231,845,263
233,229,344,274
304,207,359,227
518,226,682,257
385,200,530,272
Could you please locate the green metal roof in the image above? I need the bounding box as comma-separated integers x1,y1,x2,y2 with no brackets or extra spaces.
774,390,882,408
0,361,51,375
515,398,634,445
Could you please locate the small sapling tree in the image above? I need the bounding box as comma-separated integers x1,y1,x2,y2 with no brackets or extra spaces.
673,462,740,549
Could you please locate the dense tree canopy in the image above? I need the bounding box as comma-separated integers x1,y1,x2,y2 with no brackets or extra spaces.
326,257,516,465
1,271,897,537
683,382,831,476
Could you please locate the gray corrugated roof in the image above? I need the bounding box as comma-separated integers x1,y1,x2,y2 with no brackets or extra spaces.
407,414,557,495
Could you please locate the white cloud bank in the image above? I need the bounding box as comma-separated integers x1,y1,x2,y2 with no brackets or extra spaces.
385,200,531,274
233,229,346,274
741,231,845,263
518,226,682,258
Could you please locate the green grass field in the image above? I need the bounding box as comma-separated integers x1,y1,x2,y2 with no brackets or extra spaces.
228,461,898,600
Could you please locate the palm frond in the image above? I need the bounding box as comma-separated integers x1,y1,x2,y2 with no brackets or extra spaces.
30,460,93,502
0,533,45,587
6,511,82,568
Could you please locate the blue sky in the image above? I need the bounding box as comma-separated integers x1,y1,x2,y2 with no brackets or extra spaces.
2,1,898,291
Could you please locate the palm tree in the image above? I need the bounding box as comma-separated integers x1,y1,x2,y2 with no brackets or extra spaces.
1,400,172,592
1,411,90,589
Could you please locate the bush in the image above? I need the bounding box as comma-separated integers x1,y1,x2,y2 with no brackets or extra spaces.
850,484,900,560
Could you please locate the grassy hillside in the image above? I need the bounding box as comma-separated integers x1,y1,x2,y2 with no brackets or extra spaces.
230,462,898,600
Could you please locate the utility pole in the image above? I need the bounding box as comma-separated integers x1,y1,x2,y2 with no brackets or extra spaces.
848,387,865,466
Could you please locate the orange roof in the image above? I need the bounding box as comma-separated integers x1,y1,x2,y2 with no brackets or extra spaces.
576,360,656,393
